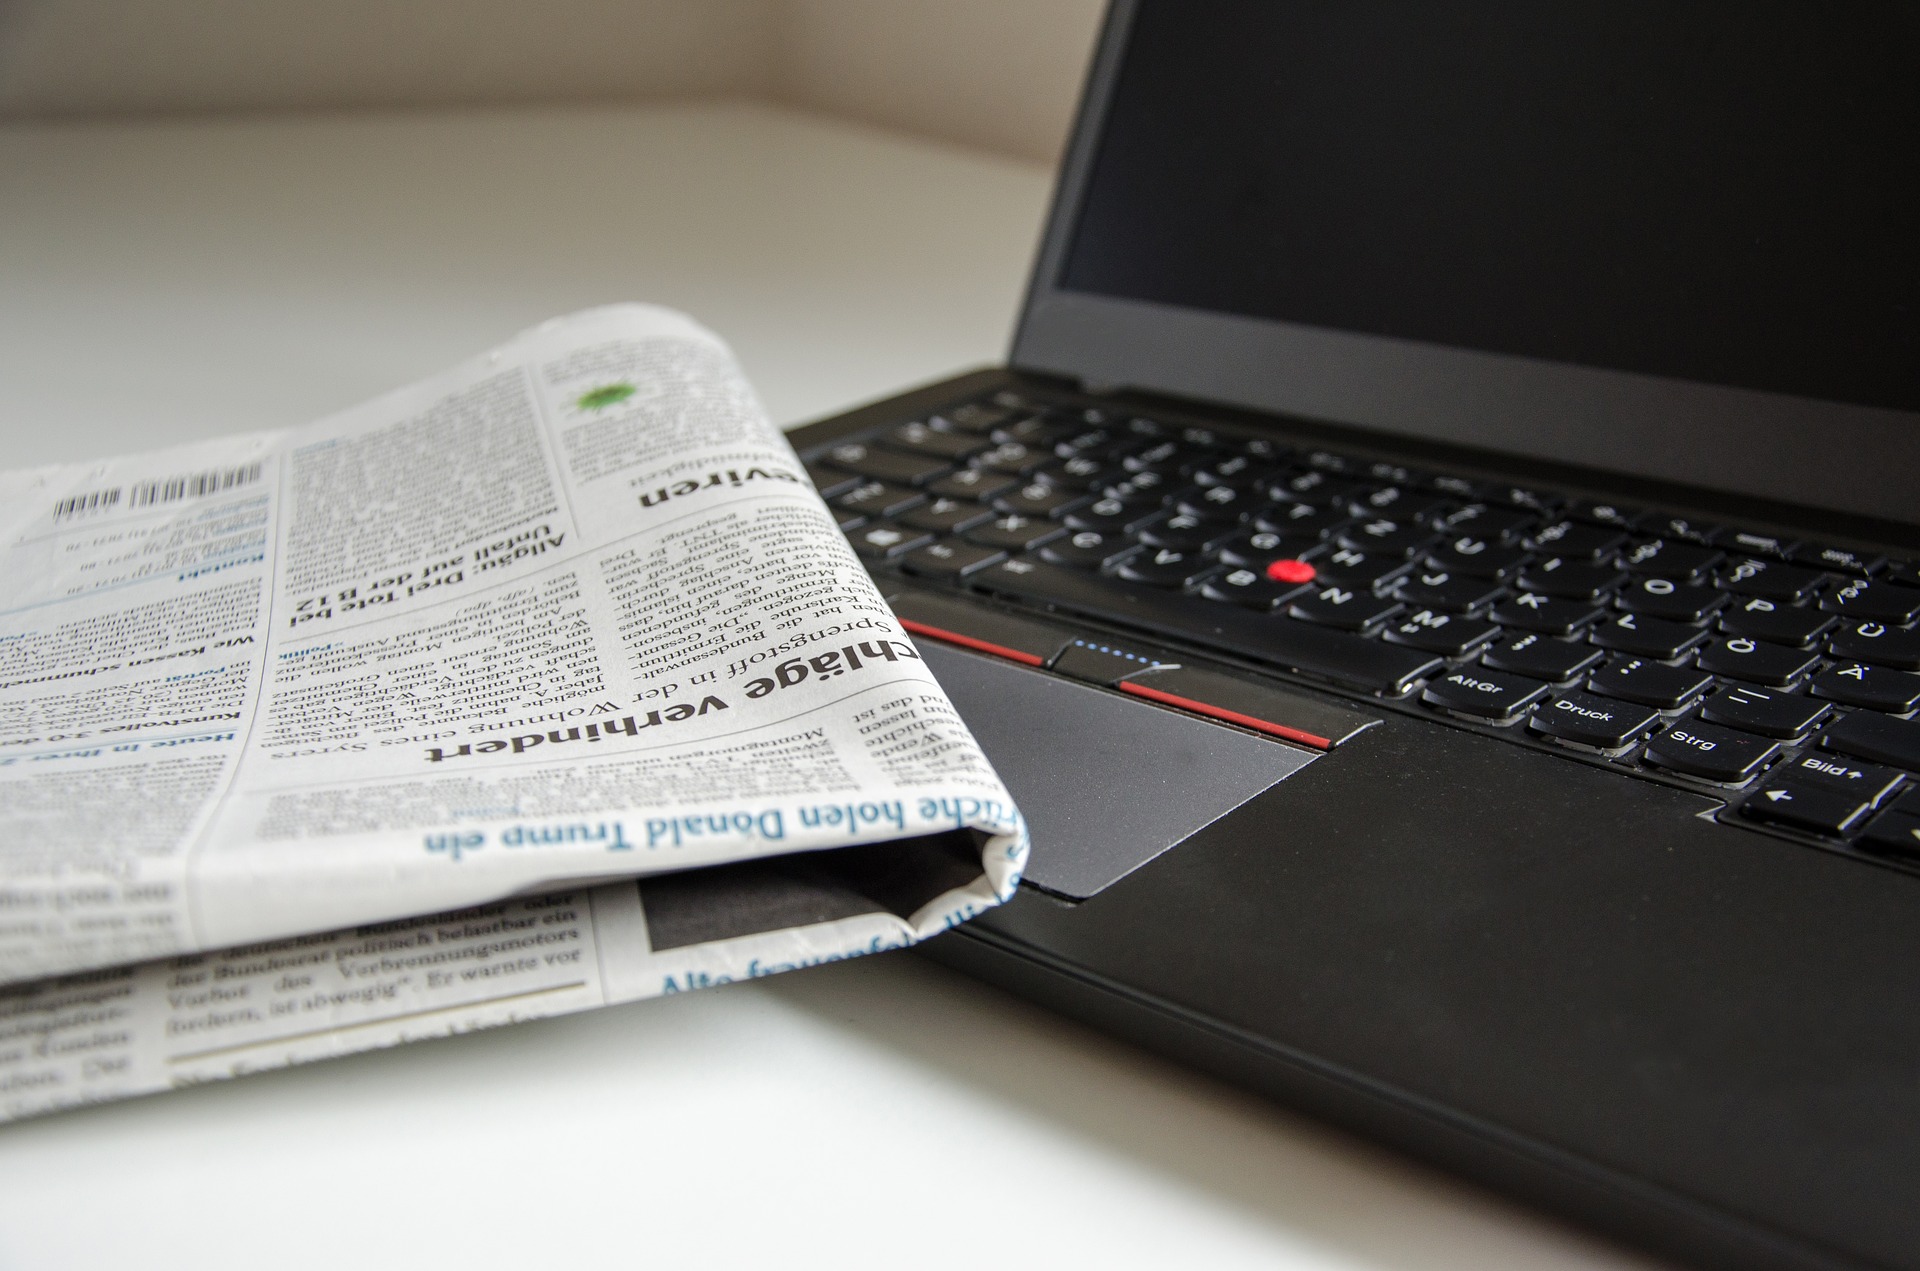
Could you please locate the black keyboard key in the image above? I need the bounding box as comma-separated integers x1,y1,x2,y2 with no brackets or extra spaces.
1695,636,1819,687
1272,469,1365,506
1192,453,1278,486
1395,568,1505,613
1528,691,1660,749
1588,657,1714,709
805,461,863,499
1828,621,1920,672
1492,486,1563,516
968,559,1443,694
1822,579,1920,625
1035,454,1123,489
1215,530,1312,567
1517,556,1627,600
1038,529,1136,570
978,440,1051,476
1138,512,1237,552
1643,516,1721,546
1428,474,1498,501
1052,425,1117,458
1566,499,1645,531
1363,460,1425,487
1793,543,1884,576
1490,593,1603,636
1197,565,1312,610
834,479,925,518
1859,809,1920,859
1811,663,1920,714
822,442,950,486
1698,685,1829,739
1719,557,1823,602
1884,561,1920,588
1301,449,1356,474
1722,531,1800,560
1741,780,1869,835
884,421,989,461
1821,712,1920,772
1433,503,1535,542
1527,520,1628,560
991,416,1073,448
964,514,1064,552
1422,666,1551,722
1251,499,1347,538
1643,721,1780,783
1382,609,1501,657
1172,482,1259,521
1481,632,1602,682
1718,598,1834,647
1777,753,1904,807
1350,488,1450,523
898,540,1005,580
898,497,996,534
1622,538,1722,579
1062,495,1163,534
834,507,867,532
1339,516,1437,557
925,466,1017,502
1590,612,1710,660
1616,576,1726,622
1104,469,1175,501
992,481,1089,519
928,402,1015,434
1287,584,1403,631
1122,438,1185,471
1427,537,1531,579
1114,548,1212,588
848,523,935,559
1313,544,1412,590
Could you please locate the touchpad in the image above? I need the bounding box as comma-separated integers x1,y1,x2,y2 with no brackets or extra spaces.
919,641,1316,899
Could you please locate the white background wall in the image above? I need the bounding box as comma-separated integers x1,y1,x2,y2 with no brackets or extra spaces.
0,0,1106,163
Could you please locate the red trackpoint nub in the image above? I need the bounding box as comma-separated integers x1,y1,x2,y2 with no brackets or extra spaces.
1265,558,1317,584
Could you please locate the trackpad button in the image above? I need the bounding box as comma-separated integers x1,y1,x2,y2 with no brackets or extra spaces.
920,641,1316,898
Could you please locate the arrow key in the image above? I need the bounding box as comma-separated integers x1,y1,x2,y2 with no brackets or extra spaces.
1741,779,1870,835
1858,809,1920,860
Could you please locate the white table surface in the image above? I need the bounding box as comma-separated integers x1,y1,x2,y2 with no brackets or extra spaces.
0,101,1664,1271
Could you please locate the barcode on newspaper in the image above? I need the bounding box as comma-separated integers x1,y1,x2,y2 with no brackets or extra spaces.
131,463,263,507
51,488,122,520
53,462,263,521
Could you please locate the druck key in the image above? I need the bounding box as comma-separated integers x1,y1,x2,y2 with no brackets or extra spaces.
969,559,1441,694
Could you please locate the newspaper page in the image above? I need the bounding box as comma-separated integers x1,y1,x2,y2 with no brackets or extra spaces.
0,304,1027,1120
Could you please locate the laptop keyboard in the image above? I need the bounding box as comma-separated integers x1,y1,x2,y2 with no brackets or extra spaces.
802,390,1920,863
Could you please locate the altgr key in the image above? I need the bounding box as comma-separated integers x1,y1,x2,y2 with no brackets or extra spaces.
1421,667,1551,722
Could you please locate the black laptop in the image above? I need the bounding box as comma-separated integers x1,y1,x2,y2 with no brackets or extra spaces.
787,3,1920,1267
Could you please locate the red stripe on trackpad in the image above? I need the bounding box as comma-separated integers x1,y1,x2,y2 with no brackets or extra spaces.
1118,681,1334,749
898,618,1047,667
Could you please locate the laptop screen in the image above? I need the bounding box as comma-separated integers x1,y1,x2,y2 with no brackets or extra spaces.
1060,0,1917,415
1015,0,1920,525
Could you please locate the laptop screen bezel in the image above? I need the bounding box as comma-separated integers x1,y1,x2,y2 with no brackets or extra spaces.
1010,0,1920,527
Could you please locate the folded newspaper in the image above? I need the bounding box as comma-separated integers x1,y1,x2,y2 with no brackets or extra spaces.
0,305,1028,1122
